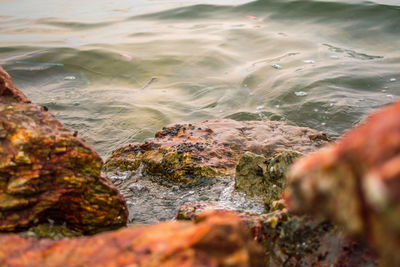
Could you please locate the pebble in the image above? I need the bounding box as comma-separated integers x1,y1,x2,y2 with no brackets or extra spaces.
294,91,307,97
271,64,282,70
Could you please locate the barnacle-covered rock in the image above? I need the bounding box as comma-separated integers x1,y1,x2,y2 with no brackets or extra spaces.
177,201,376,266
286,100,400,266
0,66,128,234
235,151,302,210
0,210,264,267
105,119,329,183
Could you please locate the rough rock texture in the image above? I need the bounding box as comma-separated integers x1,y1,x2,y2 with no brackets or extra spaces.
0,66,128,234
105,119,330,183
286,100,400,266
20,224,82,240
0,66,29,104
235,151,302,210
0,210,264,267
177,202,376,266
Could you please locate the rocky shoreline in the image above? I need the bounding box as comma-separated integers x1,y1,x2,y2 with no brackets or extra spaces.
2,65,398,266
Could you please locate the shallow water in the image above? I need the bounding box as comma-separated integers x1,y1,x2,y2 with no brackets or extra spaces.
1,0,399,159
108,169,265,224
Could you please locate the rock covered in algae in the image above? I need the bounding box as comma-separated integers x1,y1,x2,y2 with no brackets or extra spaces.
105,119,330,183
0,66,127,234
177,201,376,266
0,210,263,267
286,100,400,266
235,151,302,210
20,224,82,240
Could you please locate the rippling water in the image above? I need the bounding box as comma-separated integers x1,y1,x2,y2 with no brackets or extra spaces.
1,0,399,159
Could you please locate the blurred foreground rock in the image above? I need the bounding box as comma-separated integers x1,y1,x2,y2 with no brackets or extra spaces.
0,210,263,267
286,100,400,266
105,119,329,183
0,66,127,234
177,201,376,266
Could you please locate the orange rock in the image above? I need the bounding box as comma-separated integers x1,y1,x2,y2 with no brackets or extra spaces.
286,100,400,266
0,66,29,103
0,210,264,267
177,201,376,266
0,66,128,233
105,119,329,183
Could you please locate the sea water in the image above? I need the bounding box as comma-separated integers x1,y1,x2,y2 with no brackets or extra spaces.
1,0,399,158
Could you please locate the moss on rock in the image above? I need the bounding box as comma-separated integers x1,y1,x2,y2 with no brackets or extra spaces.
235,151,302,210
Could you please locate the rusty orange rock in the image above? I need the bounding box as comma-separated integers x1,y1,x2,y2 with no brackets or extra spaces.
0,66,29,103
286,100,400,266
0,210,263,267
0,66,127,234
177,201,376,266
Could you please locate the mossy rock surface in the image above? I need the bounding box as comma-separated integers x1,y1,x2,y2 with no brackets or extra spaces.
235,151,302,210
177,201,376,266
105,119,330,183
0,66,128,234
20,224,82,240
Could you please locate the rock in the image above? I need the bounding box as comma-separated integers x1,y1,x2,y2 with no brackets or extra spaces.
105,119,330,183
0,210,264,267
20,224,82,240
0,66,128,234
286,100,400,266
177,201,376,266
235,151,302,210
0,66,29,104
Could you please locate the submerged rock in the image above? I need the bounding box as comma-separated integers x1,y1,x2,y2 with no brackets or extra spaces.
105,119,329,183
0,210,264,267
177,201,376,266
286,100,400,266
235,151,302,210
0,66,127,234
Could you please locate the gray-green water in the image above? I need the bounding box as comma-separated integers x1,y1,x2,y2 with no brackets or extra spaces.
1,0,399,159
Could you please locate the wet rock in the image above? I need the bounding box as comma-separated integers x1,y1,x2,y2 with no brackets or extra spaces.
0,66,29,104
286,100,400,266
0,66,128,234
20,224,82,240
0,210,264,267
105,119,329,183
235,151,302,210
177,202,376,266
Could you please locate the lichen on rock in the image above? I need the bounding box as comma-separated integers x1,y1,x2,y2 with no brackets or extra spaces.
0,66,128,234
235,151,302,210
104,119,330,183
20,223,82,240
177,201,376,266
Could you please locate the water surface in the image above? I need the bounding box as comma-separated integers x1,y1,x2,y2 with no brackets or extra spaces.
1,0,399,158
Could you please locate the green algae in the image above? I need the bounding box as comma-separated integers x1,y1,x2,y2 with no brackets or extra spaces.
235,150,302,210
20,223,82,240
